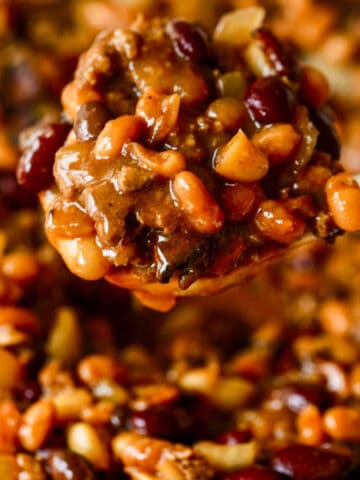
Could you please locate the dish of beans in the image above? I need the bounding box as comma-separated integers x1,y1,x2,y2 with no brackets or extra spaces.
2,1,360,479
17,7,360,310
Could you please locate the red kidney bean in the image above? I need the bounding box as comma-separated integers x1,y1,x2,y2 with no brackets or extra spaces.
45,449,95,480
222,466,283,480
255,28,298,77
0,171,37,209
167,20,209,62
309,108,340,160
74,101,112,141
272,444,351,480
216,429,253,445
265,383,325,413
244,77,296,124
127,405,180,440
17,122,71,192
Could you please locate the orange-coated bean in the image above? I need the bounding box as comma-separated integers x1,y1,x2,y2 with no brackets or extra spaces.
254,200,306,244
318,299,351,336
214,129,269,182
252,124,301,166
171,171,224,234
297,405,324,446
326,173,360,232
77,354,127,387
94,115,144,160
128,142,186,178
323,407,360,442
18,400,55,451
206,98,248,133
2,252,40,285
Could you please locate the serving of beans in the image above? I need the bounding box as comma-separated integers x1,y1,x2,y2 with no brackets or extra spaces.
17,8,359,309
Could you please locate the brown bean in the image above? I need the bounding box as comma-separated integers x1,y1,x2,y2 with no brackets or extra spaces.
323,407,360,441
326,173,360,232
52,236,111,281
94,115,144,160
171,171,224,234
254,200,306,244
2,252,39,285
18,400,55,451
77,354,127,387
296,405,324,446
214,130,269,182
206,98,248,133
128,142,186,178
252,124,301,166
67,422,110,470
318,299,351,336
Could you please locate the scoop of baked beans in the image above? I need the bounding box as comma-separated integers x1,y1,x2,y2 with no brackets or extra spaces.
17,8,360,310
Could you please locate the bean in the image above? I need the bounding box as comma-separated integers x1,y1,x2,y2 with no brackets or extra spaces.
18,400,55,452
300,66,330,108
323,407,360,442
318,299,351,336
17,123,71,193
94,115,144,160
128,142,186,178
74,102,111,141
52,236,111,280
67,422,110,470
2,251,39,285
53,389,93,422
254,200,306,244
77,354,127,387
171,171,224,234
296,405,324,446
206,98,248,133
46,449,95,480
252,124,301,166
244,77,296,124
220,183,262,222
272,444,351,480
325,173,360,232
214,130,269,182
167,20,208,62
